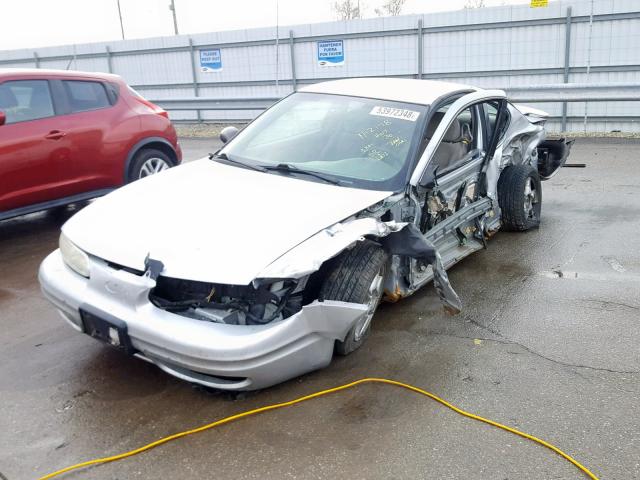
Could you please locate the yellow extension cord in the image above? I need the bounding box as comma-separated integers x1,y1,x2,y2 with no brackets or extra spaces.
38,377,599,480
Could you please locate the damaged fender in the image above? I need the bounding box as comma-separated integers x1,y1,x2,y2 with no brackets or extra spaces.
381,224,462,315
258,218,462,314
257,217,405,279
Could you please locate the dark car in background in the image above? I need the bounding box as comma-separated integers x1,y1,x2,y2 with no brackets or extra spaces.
0,69,181,221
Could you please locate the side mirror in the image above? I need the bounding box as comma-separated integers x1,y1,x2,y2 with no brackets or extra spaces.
0,111,6,126
220,126,239,144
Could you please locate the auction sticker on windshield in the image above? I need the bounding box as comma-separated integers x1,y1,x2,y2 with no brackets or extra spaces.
369,106,420,122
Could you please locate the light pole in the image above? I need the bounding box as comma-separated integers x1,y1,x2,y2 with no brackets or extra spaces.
116,0,125,39
275,0,279,88
169,0,179,35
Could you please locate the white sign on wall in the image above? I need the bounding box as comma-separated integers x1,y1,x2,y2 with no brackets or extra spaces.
200,49,222,73
317,40,345,67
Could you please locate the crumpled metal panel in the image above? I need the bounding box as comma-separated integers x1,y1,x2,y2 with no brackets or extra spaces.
258,218,462,315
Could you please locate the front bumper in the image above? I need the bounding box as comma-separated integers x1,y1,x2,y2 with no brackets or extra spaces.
38,250,368,390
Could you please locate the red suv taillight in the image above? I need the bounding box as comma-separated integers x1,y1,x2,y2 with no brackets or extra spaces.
137,98,169,118
128,86,169,118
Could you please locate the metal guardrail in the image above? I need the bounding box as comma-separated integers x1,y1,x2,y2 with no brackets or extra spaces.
505,83,640,103
153,97,280,111
151,83,640,121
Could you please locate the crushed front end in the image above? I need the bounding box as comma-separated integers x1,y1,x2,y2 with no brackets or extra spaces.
38,249,369,391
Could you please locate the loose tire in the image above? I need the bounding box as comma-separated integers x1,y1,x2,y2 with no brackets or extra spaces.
128,148,173,182
319,241,387,355
497,164,542,231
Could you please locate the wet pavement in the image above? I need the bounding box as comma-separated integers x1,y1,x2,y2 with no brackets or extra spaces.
1,138,639,480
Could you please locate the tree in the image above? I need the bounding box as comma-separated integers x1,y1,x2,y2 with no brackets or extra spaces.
375,0,406,16
333,0,363,20
464,0,486,8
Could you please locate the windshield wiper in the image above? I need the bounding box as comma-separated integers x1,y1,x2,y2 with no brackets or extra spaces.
209,152,266,172
262,163,340,185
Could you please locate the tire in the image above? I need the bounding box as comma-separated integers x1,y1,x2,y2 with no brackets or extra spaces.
497,164,542,231
319,241,387,355
128,148,174,182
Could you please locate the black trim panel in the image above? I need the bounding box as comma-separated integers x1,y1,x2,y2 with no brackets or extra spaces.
0,188,113,221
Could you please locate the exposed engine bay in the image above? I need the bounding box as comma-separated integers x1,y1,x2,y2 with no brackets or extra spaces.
150,276,308,325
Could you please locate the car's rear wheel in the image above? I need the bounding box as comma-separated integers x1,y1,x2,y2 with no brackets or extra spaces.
319,241,387,355
128,148,173,182
497,164,542,231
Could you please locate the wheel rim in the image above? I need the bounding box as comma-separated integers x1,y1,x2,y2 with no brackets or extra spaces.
353,270,385,341
523,177,539,220
139,157,170,178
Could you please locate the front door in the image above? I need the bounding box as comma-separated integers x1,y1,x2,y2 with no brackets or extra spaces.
408,91,508,286
418,102,485,237
416,95,508,239
0,78,69,213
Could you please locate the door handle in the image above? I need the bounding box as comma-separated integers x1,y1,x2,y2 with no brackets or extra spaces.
45,130,66,140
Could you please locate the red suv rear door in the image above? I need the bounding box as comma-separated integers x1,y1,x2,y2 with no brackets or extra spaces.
0,78,71,212
50,78,125,195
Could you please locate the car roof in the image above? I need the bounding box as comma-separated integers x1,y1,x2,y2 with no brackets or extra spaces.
300,78,478,106
0,68,121,82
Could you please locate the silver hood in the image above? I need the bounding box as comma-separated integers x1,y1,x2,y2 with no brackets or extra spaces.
63,159,391,284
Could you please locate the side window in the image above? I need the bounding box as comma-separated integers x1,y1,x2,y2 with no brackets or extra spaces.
63,80,111,113
0,80,55,124
483,101,509,142
425,104,476,172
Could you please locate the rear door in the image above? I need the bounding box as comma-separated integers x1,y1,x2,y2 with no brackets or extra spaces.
0,78,69,212
51,78,121,195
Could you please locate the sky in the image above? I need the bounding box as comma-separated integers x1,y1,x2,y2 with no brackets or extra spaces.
0,0,531,52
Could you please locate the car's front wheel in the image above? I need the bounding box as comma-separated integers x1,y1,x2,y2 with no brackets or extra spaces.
497,164,542,231
128,148,173,182
319,241,387,355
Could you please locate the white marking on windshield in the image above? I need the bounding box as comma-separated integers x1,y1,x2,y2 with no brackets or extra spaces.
369,106,420,122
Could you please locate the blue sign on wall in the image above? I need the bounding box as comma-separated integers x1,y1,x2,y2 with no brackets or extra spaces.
317,40,344,67
200,49,222,73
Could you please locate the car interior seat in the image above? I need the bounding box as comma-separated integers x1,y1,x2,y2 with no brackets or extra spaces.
425,112,473,171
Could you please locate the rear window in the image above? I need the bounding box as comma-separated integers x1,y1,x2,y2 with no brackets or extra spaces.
0,80,55,124
63,80,110,113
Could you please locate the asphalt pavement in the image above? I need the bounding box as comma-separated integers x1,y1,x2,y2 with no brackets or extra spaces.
1,137,639,480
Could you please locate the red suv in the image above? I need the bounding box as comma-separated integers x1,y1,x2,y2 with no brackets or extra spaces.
0,69,182,221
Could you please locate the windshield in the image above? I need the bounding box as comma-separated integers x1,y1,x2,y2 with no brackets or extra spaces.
219,92,428,191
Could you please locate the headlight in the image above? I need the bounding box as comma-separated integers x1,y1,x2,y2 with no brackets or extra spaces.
59,233,90,278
